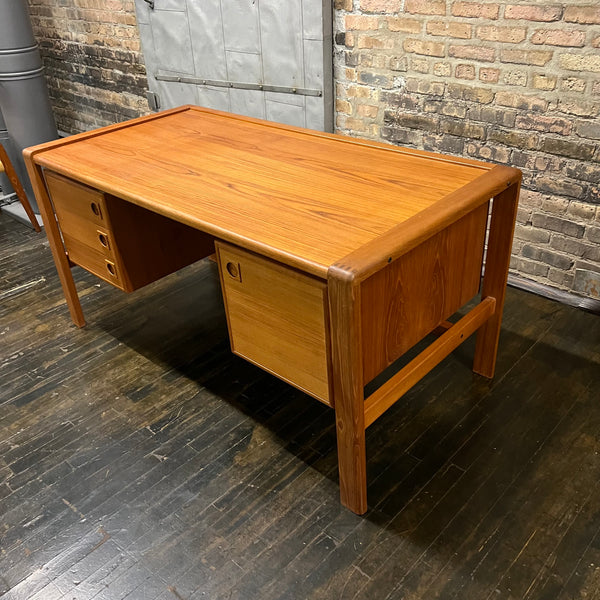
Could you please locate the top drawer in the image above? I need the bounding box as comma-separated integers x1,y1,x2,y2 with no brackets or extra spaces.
45,171,108,229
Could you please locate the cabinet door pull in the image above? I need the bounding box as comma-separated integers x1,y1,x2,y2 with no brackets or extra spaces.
105,261,117,278
98,231,110,249
90,201,102,219
226,261,242,282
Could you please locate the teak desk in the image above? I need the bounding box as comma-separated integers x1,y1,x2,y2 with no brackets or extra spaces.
24,105,521,515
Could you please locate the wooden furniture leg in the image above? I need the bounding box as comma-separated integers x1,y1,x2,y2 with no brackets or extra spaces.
328,268,368,515
0,143,41,232
473,180,521,378
23,156,86,327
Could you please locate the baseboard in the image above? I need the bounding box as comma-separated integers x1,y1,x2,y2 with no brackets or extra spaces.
508,274,600,316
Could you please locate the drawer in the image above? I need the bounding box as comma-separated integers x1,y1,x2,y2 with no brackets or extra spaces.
44,170,215,293
45,170,108,229
217,242,331,405
63,234,124,289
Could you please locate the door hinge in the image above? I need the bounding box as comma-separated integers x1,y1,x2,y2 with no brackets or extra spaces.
146,91,160,111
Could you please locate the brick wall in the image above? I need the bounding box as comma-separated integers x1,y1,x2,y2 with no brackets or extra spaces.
24,0,599,300
334,1,600,300
27,0,149,134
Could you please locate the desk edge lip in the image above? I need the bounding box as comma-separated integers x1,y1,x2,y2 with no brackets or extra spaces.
328,164,523,285
25,104,492,172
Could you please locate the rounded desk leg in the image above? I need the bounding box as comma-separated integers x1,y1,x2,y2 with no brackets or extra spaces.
329,269,368,515
24,158,86,327
474,180,521,378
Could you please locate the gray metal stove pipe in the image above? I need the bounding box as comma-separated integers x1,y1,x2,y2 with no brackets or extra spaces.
0,0,58,214
0,107,16,199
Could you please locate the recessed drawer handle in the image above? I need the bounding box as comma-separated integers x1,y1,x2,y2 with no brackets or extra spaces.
226,261,242,282
90,201,102,219
98,232,110,249
105,261,117,278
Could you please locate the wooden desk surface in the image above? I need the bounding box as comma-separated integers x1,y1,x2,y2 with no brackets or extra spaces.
31,105,491,277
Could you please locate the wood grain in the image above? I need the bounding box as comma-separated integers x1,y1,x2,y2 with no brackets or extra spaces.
0,143,41,231
44,171,215,294
216,241,331,404
334,164,522,283
328,267,367,514
360,203,488,383
364,296,496,427
3,211,600,599
105,192,215,292
22,161,85,326
28,106,492,278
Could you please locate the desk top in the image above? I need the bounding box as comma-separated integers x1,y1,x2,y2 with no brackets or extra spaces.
30,105,494,278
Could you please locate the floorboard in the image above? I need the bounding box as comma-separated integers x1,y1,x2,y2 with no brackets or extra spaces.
1,210,599,600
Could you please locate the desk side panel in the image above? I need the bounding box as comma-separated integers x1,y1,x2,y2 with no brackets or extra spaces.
360,203,489,384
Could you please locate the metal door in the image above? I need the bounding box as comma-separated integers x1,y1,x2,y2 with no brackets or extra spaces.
134,0,333,131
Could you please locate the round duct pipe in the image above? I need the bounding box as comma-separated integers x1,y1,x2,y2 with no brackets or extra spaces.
0,0,58,216
0,108,17,201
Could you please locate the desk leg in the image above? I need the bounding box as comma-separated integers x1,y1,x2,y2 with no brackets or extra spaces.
473,180,520,378
24,160,86,327
328,270,368,515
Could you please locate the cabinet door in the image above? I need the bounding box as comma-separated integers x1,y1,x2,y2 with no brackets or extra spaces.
217,242,331,405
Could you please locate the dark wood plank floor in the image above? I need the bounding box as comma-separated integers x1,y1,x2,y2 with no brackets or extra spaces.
1,210,599,600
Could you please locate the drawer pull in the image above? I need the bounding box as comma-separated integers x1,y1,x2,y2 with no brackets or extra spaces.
106,261,117,277
90,201,102,218
226,261,242,282
98,231,110,250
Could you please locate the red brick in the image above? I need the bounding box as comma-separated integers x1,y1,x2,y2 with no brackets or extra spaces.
336,99,353,115
449,44,496,62
345,15,380,30
479,67,500,83
447,83,494,103
455,64,476,80
532,74,557,90
561,77,587,92
501,49,553,66
403,38,446,57
515,114,572,134
531,29,586,47
358,35,394,49
357,104,380,118
477,25,527,43
496,91,548,111
405,0,446,15
564,6,600,24
387,17,422,33
360,0,403,12
559,54,600,73
504,5,562,22
426,21,472,39
451,2,500,19
434,62,452,77
410,57,431,73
